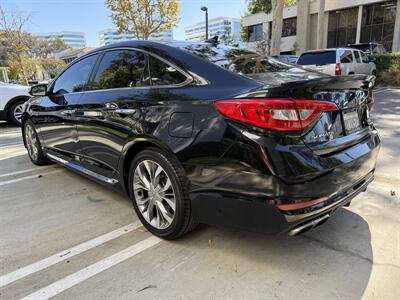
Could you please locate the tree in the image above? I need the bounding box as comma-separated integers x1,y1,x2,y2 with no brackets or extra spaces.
40,58,66,79
30,38,70,59
0,7,32,84
270,0,284,56
105,0,179,40
244,0,297,55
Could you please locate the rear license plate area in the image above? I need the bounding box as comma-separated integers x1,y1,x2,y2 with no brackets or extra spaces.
343,109,361,133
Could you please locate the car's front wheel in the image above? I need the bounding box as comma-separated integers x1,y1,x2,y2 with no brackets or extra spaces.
128,147,197,239
24,119,51,165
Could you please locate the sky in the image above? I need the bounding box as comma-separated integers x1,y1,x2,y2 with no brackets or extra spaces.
1,0,247,46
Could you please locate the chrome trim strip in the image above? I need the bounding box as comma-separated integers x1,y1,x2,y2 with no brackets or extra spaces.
46,153,118,184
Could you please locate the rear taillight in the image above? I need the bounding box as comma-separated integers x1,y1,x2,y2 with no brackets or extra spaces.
335,63,341,76
214,99,338,131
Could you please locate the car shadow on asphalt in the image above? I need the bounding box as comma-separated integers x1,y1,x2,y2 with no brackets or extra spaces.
173,207,372,299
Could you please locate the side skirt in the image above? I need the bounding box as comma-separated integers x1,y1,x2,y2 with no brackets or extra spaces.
46,152,119,185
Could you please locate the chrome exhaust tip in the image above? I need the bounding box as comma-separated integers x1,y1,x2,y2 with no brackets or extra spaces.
288,213,330,236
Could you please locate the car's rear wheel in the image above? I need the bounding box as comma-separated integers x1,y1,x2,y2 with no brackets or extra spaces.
9,99,27,126
128,147,197,239
24,120,51,165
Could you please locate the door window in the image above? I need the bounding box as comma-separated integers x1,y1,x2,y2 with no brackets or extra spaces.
354,51,361,63
361,52,369,63
148,55,188,86
339,50,353,63
91,50,149,90
52,54,98,95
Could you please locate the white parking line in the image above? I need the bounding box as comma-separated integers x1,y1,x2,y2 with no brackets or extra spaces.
0,170,63,186
20,236,161,300
0,221,142,288
0,167,52,178
0,149,27,161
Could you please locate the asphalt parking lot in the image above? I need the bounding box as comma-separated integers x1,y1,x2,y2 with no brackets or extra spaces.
0,88,399,300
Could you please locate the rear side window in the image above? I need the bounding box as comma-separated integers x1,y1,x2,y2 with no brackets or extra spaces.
296,51,336,65
361,52,369,63
91,50,149,90
53,54,98,95
354,51,361,63
340,50,353,63
148,56,187,86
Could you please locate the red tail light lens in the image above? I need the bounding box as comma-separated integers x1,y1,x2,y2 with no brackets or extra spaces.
214,99,338,131
335,63,341,76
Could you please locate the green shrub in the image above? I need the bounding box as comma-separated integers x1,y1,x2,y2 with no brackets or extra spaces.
372,52,400,87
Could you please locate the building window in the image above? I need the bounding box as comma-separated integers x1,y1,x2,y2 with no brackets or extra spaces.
360,0,397,51
282,17,297,37
247,24,263,42
327,7,358,48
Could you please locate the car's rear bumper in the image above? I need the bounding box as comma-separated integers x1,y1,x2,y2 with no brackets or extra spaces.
188,128,380,235
190,170,374,235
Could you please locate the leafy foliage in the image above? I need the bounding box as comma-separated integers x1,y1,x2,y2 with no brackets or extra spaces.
246,0,296,14
105,0,179,40
0,7,69,82
372,52,400,86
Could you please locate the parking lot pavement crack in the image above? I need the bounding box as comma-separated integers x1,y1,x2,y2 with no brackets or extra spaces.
301,235,400,270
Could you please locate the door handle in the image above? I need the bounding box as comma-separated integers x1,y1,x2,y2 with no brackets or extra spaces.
61,109,76,116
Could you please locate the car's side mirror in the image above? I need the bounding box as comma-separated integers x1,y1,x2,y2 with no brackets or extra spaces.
369,56,376,63
29,84,48,96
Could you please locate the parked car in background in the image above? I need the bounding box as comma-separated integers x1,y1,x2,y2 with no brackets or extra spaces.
273,55,299,64
297,48,376,77
0,81,31,125
22,41,378,239
347,42,388,54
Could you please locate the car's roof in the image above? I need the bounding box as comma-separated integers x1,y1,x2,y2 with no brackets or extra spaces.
348,42,381,46
85,40,212,55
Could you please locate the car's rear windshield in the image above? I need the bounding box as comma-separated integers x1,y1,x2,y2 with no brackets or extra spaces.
349,44,370,52
176,43,303,74
297,51,336,65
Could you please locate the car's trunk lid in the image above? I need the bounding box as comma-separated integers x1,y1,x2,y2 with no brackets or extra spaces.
244,74,375,154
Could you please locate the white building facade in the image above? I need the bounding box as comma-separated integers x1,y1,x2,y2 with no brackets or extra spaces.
242,0,400,54
33,31,87,50
185,17,241,41
99,28,173,46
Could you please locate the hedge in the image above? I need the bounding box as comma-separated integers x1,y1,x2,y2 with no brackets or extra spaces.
372,52,400,87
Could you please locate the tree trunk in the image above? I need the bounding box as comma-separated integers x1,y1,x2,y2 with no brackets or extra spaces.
270,0,284,56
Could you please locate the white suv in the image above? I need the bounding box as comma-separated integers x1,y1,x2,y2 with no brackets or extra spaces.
297,48,376,77
0,82,31,126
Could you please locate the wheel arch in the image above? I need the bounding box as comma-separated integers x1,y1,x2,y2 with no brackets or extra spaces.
119,137,177,197
4,95,31,120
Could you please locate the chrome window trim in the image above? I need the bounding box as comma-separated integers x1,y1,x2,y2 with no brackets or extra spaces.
48,52,102,96
88,47,194,92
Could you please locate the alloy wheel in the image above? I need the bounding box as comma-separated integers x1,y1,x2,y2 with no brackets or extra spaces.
133,159,176,229
13,104,24,124
25,124,39,161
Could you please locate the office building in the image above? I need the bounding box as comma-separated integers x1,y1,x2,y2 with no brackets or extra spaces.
99,28,173,46
33,31,87,50
185,17,241,41
242,0,400,53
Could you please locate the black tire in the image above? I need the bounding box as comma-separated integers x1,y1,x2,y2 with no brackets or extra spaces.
8,98,27,126
128,147,197,239
24,119,51,165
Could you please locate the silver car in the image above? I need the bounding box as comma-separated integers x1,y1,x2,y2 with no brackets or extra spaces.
297,48,376,77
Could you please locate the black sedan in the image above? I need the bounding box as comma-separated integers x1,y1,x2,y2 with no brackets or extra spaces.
22,41,380,239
